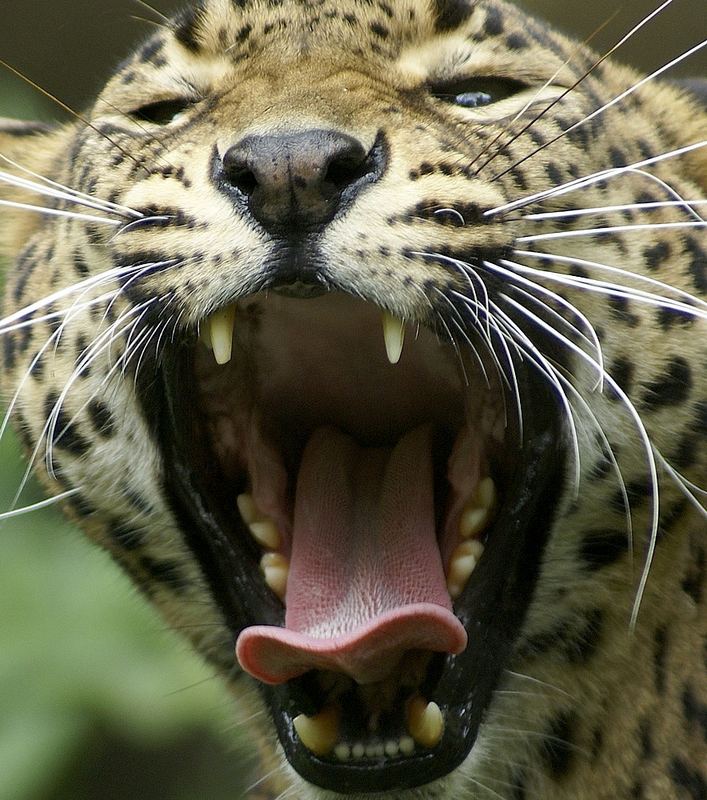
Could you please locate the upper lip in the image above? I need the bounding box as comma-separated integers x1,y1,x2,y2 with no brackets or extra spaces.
134,286,566,793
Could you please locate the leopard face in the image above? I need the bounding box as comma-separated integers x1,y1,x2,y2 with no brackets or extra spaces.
1,1,706,797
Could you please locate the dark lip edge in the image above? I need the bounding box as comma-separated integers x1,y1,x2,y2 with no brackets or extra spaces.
137,305,566,795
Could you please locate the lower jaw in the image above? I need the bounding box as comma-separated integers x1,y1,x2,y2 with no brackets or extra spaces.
139,315,566,794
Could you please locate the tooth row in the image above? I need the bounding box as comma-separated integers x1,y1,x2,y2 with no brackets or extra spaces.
201,304,236,365
334,736,416,762
382,311,406,365
294,698,443,758
459,476,497,539
238,493,282,550
447,539,484,599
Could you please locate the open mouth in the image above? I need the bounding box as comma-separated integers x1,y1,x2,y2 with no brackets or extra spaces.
142,288,565,793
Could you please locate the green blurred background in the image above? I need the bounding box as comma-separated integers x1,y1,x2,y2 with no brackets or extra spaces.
0,2,704,799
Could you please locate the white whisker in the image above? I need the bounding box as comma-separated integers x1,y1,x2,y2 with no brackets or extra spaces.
517,219,706,243
0,198,121,225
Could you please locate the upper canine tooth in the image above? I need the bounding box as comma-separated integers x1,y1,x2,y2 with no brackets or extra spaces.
382,311,405,365
293,706,340,756
459,476,497,538
406,697,444,749
208,304,236,365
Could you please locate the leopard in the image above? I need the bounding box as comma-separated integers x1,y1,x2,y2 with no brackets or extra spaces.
0,0,705,798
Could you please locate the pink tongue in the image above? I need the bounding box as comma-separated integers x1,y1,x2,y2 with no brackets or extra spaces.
236,425,467,685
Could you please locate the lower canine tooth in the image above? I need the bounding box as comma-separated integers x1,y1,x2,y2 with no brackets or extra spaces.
208,304,236,365
293,706,340,756
407,697,444,749
382,311,405,365
260,553,289,600
249,520,281,550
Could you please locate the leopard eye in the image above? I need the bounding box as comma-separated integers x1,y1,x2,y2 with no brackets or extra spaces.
131,98,193,125
430,77,528,108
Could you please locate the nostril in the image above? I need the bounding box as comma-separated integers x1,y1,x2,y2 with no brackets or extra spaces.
222,145,259,196
324,153,370,191
229,167,258,196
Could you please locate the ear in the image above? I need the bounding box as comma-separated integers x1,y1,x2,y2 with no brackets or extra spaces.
0,118,76,259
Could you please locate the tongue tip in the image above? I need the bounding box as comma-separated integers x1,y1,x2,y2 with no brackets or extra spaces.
236,604,468,685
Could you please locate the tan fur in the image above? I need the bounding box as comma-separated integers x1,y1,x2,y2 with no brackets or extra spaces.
1,1,705,797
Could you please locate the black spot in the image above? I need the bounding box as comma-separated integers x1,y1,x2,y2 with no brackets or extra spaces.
235,23,252,44
433,0,473,32
682,684,707,742
608,293,640,326
609,147,626,168
140,556,189,593
653,626,668,694
681,544,705,605
673,432,697,469
579,529,628,571
3,332,16,371
542,712,575,778
87,400,115,438
641,357,692,410
108,518,145,551
685,235,707,293
643,241,671,271
590,728,603,760
369,21,389,38
506,33,528,50
173,6,203,52
669,758,707,800
638,718,654,760
609,357,634,396
545,163,563,187
483,6,504,36
12,243,39,303
44,392,91,457
139,38,164,63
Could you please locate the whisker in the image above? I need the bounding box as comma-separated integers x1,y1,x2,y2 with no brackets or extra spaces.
518,199,707,221
473,0,675,175
492,37,707,182
487,139,707,218
513,249,707,315
517,219,707,243
0,198,121,225
0,151,142,218
0,489,79,521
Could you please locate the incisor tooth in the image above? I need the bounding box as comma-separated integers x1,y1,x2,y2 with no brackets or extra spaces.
382,311,405,365
407,697,444,749
249,520,281,550
293,706,340,756
447,540,485,599
260,552,289,600
459,476,497,538
209,304,236,365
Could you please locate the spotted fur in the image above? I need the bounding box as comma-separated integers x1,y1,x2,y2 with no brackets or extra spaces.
0,0,706,797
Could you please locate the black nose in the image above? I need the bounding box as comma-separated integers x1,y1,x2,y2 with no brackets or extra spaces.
221,129,376,233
